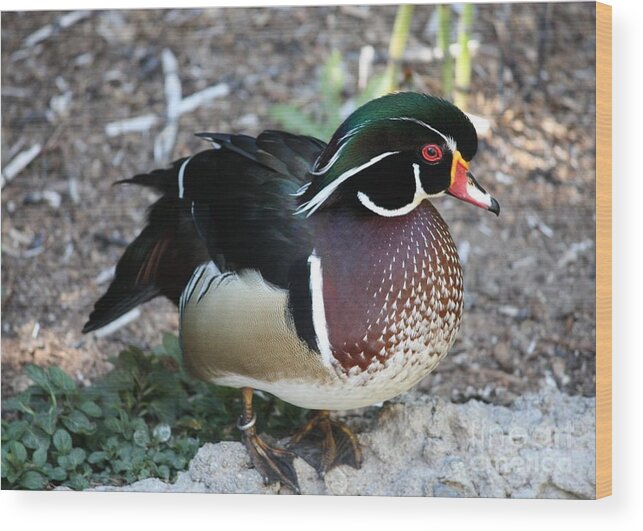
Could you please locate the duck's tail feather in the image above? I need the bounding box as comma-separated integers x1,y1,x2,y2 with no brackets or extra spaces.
83,166,209,334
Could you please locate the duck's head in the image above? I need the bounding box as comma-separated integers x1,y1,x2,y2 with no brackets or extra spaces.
296,92,499,217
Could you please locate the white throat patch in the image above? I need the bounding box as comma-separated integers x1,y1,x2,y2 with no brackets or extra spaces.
357,163,430,217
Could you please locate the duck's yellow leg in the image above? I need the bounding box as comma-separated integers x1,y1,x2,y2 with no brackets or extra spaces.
238,387,300,493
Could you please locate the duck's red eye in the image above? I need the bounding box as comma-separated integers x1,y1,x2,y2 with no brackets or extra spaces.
421,144,443,163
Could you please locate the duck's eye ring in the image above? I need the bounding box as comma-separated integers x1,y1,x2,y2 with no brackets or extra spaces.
421,144,443,163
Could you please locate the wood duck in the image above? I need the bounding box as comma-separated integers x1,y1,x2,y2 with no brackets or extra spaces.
84,92,499,493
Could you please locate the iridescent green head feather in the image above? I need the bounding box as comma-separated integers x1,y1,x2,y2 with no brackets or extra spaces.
296,92,479,216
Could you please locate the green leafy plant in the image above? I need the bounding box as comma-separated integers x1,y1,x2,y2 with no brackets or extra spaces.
1,333,308,490
269,5,415,140
381,4,414,94
438,5,454,97
269,48,348,140
454,4,474,110
438,4,474,109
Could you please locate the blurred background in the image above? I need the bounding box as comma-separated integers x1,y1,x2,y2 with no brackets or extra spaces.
1,5,595,408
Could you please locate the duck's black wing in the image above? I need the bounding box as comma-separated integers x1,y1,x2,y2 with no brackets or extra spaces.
83,130,326,333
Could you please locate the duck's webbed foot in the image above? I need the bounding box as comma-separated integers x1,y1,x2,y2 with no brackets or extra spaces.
287,410,362,477
238,387,300,494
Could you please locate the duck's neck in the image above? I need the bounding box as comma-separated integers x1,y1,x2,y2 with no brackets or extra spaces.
310,201,463,373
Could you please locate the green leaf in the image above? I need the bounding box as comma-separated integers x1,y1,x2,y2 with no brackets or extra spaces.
161,332,182,361
34,409,58,435
19,470,47,490
117,348,144,376
175,417,202,431
152,424,172,443
157,465,170,481
48,466,67,481
1,459,12,480
7,440,28,464
320,48,345,128
22,427,50,450
78,400,102,418
147,399,178,424
321,49,345,100
52,429,72,454
356,73,390,106
1,395,25,412
171,455,187,469
103,435,121,451
104,416,124,434
151,450,165,463
3,461,21,484
112,459,131,473
62,410,96,435
1,335,285,488
32,446,48,467
88,451,107,465
117,444,134,461
98,368,135,393
57,454,71,469
2,420,29,441
133,426,150,448
268,104,324,138
67,474,90,491
130,446,146,463
48,366,76,392
68,448,86,467
24,364,50,389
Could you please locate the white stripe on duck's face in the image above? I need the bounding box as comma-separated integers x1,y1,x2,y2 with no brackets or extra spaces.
299,105,468,217
350,148,452,217
300,125,459,219
357,163,438,217
295,151,401,217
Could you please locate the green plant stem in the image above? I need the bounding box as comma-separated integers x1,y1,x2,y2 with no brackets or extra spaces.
438,5,453,98
383,4,414,93
454,4,473,110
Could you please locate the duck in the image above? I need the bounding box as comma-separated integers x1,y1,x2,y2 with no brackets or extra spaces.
84,92,499,493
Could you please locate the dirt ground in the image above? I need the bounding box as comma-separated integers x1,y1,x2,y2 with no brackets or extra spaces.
1,4,597,406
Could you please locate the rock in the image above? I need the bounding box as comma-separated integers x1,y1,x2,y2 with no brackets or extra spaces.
187,442,279,494
493,341,514,371
95,388,595,498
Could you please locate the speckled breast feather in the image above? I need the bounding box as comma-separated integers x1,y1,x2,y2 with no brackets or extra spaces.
314,201,464,381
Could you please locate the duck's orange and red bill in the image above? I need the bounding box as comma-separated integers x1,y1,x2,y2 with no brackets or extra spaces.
447,151,500,216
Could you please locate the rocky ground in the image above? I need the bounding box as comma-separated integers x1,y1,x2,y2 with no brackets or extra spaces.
88,388,596,498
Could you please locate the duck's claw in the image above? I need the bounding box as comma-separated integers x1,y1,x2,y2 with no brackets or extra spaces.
241,427,300,494
288,410,362,477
